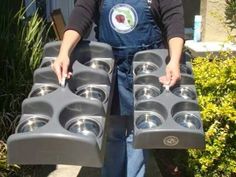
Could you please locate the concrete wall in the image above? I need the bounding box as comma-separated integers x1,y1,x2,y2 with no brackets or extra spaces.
200,0,236,42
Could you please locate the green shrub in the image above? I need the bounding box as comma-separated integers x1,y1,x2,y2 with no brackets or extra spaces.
0,0,50,176
0,1,49,140
189,51,236,177
0,141,19,177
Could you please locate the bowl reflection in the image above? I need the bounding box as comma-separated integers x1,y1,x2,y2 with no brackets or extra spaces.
41,60,54,68
173,112,201,129
172,87,196,100
180,64,192,74
29,85,58,97
135,86,162,101
75,86,106,103
65,118,101,137
136,113,162,129
84,59,111,73
134,62,158,75
16,117,49,133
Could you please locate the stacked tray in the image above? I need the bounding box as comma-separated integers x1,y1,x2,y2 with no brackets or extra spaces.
132,49,205,149
7,40,115,167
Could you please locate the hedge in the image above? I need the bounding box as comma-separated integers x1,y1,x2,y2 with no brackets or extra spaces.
188,51,236,177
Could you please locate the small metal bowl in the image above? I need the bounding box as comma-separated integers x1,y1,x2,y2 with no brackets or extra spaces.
84,59,111,73
134,62,158,75
136,113,162,129
65,118,101,137
41,60,54,68
180,64,192,74
16,116,49,133
29,85,58,97
172,87,196,100
135,86,162,101
75,86,107,103
173,112,201,129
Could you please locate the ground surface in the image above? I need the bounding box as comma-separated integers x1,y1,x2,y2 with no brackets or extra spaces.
21,153,162,177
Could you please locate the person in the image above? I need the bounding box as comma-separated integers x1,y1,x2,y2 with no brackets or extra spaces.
52,0,185,177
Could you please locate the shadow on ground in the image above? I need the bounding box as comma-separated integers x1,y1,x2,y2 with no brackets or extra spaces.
12,165,56,177
76,151,162,177
10,151,163,177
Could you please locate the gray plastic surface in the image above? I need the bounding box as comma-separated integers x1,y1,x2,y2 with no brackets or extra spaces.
133,49,205,149
7,40,115,167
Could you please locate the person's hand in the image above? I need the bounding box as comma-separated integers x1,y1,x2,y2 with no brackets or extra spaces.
159,61,181,87
51,54,72,84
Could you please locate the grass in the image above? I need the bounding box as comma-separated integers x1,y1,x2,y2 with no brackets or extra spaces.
0,0,51,176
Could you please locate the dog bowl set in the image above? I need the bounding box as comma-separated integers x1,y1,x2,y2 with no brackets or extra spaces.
132,49,205,149
7,40,115,167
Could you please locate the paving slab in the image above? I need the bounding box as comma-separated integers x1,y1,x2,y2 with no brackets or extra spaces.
47,165,82,177
45,152,162,177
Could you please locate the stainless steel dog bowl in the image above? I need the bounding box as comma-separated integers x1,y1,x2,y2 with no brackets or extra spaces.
16,116,49,133
65,118,101,137
29,85,58,97
172,87,196,100
134,62,158,75
84,59,111,73
75,86,107,103
135,86,162,101
41,60,54,67
180,64,192,74
173,112,201,129
136,113,162,129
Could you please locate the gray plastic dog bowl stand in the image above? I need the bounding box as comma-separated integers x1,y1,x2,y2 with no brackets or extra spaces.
133,49,205,149
7,40,115,167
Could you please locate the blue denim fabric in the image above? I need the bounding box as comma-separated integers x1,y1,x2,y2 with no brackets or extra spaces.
98,0,163,176
101,115,148,177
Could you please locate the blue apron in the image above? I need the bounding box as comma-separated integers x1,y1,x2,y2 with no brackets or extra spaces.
98,1,164,177
98,0,163,116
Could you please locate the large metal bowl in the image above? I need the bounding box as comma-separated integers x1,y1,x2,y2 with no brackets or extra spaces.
180,64,192,74
75,86,107,103
84,59,111,73
172,87,196,100
16,116,49,133
134,62,158,75
136,113,163,129
135,86,162,101
173,112,201,129
41,60,54,68
65,118,101,137
29,85,58,97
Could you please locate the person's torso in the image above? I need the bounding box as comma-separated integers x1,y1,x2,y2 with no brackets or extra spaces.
98,0,163,54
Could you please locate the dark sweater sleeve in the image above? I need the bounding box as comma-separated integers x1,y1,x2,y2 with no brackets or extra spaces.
65,0,97,37
158,0,185,41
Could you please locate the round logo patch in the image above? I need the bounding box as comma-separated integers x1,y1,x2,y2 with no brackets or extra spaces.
163,136,179,146
109,4,138,33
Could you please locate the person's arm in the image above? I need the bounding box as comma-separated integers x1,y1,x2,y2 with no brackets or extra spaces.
52,0,97,83
157,0,185,87
161,37,184,87
52,30,81,83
